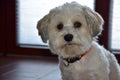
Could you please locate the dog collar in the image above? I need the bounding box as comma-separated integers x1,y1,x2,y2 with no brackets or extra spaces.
63,45,93,66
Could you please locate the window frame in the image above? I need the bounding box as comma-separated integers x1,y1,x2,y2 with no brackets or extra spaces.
0,0,119,61
95,0,120,63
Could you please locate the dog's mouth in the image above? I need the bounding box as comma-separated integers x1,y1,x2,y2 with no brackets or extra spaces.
59,42,83,58
66,43,73,46
62,42,82,48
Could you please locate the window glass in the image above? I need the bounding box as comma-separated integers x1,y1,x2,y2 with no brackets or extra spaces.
17,0,95,48
110,0,120,50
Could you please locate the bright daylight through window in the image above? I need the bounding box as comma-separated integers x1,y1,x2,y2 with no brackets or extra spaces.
110,0,120,51
17,0,95,48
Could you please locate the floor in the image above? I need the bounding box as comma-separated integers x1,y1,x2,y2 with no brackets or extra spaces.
0,56,61,80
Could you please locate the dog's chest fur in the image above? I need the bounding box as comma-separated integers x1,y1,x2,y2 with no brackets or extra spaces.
59,45,110,80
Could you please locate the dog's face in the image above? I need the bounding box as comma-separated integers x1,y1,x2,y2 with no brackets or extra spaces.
37,2,104,58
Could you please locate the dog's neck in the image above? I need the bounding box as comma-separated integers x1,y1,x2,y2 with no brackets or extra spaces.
63,45,93,66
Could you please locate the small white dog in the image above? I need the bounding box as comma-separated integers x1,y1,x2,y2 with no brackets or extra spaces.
37,2,120,80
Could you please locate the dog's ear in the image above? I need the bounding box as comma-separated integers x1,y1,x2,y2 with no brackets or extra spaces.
37,14,50,43
83,6,104,37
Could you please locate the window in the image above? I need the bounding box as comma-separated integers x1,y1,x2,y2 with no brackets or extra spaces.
110,0,120,51
17,0,95,48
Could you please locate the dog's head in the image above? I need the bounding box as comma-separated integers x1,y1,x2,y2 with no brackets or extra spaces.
37,2,104,58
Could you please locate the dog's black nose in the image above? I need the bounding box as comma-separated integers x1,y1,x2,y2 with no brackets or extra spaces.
64,34,73,42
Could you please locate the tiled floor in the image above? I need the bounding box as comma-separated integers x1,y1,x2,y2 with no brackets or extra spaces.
0,56,61,80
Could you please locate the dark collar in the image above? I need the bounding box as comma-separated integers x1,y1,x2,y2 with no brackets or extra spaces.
63,46,93,66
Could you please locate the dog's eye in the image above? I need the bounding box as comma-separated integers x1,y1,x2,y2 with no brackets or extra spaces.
57,23,63,30
74,21,81,28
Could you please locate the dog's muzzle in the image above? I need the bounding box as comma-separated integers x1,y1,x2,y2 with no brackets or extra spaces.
64,34,73,42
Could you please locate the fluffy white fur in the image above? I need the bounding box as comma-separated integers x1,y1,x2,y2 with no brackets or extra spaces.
37,2,120,80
